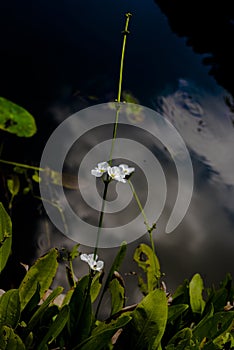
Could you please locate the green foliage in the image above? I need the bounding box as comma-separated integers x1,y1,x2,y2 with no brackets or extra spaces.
0,97,36,137
0,202,12,273
0,208,233,349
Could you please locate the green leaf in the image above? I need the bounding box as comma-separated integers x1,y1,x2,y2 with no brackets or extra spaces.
0,325,25,350
69,243,80,260
126,289,168,349
134,243,161,294
103,241,127,294
73,314,132,350
37,304,69,350
167,304,189,323
32,171,41,183
7,175,20,196
189,273,205,314
90,271,103,303
19,248,58,311
166,328,195,349
27,286,63,332
68,275,92,346
0,202,12,273
7,175,20,209
95,241,127,316
0,97,36,137
193,311,234,342
0,289,20,329
109,272,125,315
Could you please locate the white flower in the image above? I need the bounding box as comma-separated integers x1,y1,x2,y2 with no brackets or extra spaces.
107,166,126,183
91,162,109,177
119,164,135,176
80,253,104,271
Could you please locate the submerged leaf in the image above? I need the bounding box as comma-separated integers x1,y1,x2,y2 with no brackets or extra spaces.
0,97,36,137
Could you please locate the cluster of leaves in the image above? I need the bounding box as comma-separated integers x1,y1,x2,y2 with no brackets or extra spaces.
1,202,234,349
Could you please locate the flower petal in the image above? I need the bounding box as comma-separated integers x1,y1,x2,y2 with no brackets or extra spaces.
80,253,89,262
91,169,103,177
95,260,104,271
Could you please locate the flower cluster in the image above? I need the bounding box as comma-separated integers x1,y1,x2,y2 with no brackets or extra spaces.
80,253,104,271
91,161,135,183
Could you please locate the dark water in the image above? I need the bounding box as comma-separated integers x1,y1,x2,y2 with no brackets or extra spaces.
0,0,233,298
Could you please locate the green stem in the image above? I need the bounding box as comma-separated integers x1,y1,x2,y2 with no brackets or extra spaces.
93,180,109,260
128,179,157,267
109,12,132,166
0,159,44,171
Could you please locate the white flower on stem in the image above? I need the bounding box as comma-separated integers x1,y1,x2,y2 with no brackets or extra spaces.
119,164,135,176
80,253,104,271
107,166,126,183
91,162,109,177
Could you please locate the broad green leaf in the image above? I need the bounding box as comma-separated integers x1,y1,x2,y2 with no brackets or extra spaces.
189,273,205,314
68,275,92,346
73,314,132,350
0,97,36,137
193,311,234,342
90,271,102,303
27,286,63,332
0,325,25,349
109,273,125,315
61,288,74,306
167,304,189,323
134,243,161,294
37,304,69,350
19,248,58,310
0,289,20,328
126,289,168,349
0,202,12,273
166,328,193,348
213,331,234,349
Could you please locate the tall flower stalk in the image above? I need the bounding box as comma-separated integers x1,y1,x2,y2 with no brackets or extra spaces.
93,13,132,259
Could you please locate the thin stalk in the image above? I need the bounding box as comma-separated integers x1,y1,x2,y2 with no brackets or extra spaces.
94,13,132,258
128,179,157,268
93,180,109,260
109,12,132,165
0,159,44,171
